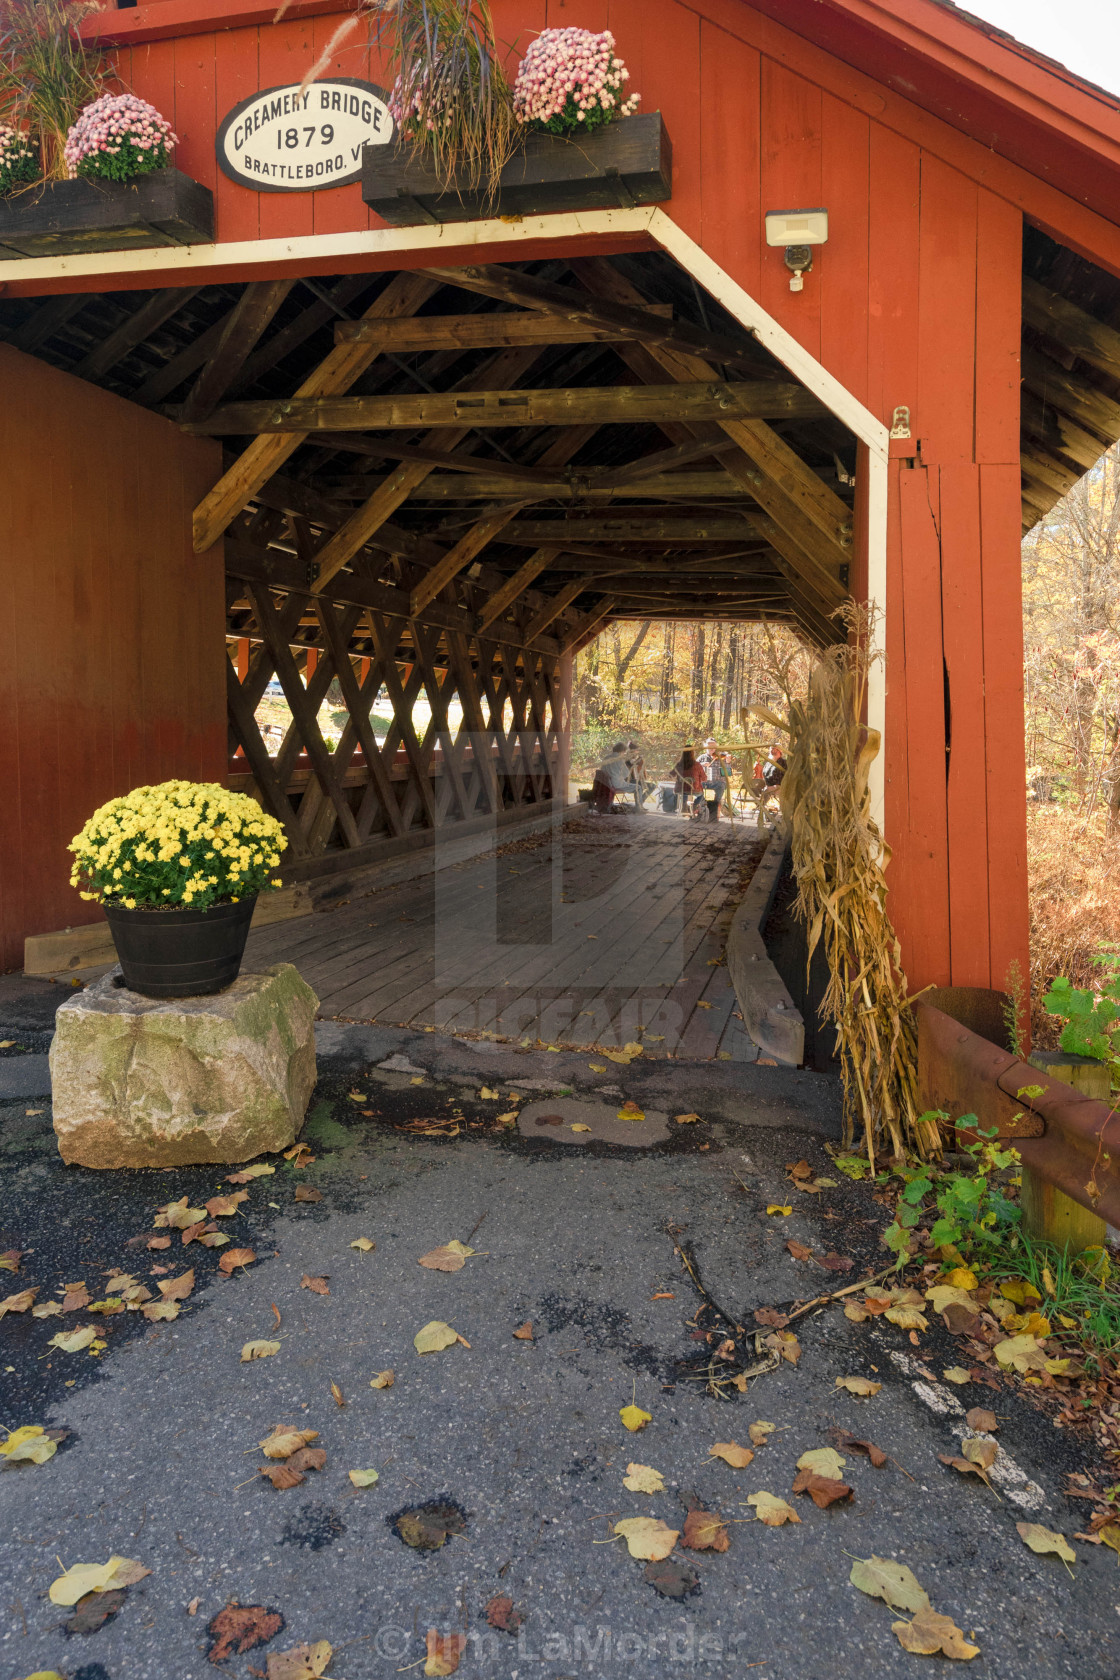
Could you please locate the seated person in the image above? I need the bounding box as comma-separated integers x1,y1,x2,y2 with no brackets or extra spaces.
625,740,648,809
672,744,705,814
592,742,632,812
699,737,731,810
763,744,787,787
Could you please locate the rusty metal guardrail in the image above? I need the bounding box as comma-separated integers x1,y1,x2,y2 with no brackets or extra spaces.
916,1000,1120,1229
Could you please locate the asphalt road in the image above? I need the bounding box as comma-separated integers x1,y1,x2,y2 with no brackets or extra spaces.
0,1003,1116,1680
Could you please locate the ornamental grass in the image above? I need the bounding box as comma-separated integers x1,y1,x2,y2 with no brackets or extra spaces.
69,781,285,912
0,0,106,182
763,609,936,1165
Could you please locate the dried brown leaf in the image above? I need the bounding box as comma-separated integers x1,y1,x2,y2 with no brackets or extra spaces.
293,1185,322,1204
219,1248,256,1274
512,1321,534,1340
792,1468,853,1508
892,1606,979,1659
709,1441,754,1469
682,1506,730,1552
157,1269,195,1302
207,1604,285,1663
206,1192,249,1218
484,1595,523,1634
300,1275,330,1296
965,1407,998,1433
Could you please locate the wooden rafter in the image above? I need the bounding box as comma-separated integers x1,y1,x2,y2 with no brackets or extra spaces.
308,343,548,590
75,287,200,382
192,269,440,553
425,263,775,376
188,379,825,435
332,305,674,353
568,257,851,591
476,547,559,631
181,280,294,422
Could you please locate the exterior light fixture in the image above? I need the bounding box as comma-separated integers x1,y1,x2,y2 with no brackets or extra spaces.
765,208,829,292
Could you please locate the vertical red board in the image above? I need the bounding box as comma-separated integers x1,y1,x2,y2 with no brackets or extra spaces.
867,124,920,431
214,24,262,243
758,57,822,359
974,189,1022,466
311,11,374,237
173,29,218,195
916,152,977,463
628,0,701,238
979,462,1030,1005
256,15,318,241
819,91,869,408
892,464,950,991
697,20,762,300
939,464,989,986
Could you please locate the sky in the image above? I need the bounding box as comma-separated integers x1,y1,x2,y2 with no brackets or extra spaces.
959,0,1120,96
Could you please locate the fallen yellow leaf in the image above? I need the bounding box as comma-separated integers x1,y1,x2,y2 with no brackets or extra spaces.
674,1113,700,1124
0,1426,56,1465
414,1320,466,1354
571,1123,591,1133
348,1468,380,1488
622,1462,665,1493
241,1340,281,1362
620,1404,652,1432
613,1517,679,1560
836,1376,881,1396
370,1370,395,1388
747,1491,800,1527
418,1241,475,1273
49,1557,150,1606
709,1441,754,1468
350,1237,375,1253
796,1447,846,1479
766,1205,792,1217
943,1367,972,1385
1017,1522,1075,1564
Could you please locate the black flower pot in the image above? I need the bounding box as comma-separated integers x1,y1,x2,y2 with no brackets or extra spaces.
104,897,257,999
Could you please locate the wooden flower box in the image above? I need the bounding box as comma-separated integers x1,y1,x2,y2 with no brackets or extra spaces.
362,111,671,227
0,168,214,259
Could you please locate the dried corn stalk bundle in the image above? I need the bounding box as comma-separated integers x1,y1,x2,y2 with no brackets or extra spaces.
764,609,938,1164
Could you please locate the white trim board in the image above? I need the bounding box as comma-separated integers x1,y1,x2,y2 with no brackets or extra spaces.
0,202,890,817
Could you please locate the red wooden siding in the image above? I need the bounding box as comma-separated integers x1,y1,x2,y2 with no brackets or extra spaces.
82,0,1037,996
0,348,227,971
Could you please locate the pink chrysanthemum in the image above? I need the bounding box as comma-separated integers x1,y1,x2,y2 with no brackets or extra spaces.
513,28,640,136
64,93,176,183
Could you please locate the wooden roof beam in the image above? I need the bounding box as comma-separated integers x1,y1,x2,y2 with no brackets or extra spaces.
496,515,765,543
191,269,441,553
476,548,559,631
74,286,200,383
1023,276,1120,383
425,262,775,377
1020,386,1112,471
332,306,674,353
569,256,853,565
186,380,827,435
1021,346,1120,446
181,279,294,423
321,468,749,502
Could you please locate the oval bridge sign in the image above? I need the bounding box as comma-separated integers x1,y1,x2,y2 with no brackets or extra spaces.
217,78,394,192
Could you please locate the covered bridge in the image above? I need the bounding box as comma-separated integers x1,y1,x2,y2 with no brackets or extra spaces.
3,0,1120,1014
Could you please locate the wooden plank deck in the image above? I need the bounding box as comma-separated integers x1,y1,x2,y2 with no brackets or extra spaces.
243,809,770,1061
